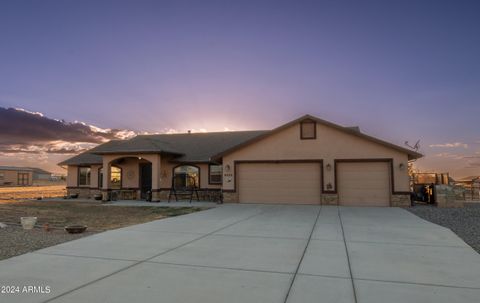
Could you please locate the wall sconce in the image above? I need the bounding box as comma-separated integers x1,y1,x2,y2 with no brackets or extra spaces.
326,163,332,171
399,163,405,170
326,182,333,190
225,164,231,172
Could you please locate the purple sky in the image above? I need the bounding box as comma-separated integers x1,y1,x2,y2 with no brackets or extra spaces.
0,0,479,177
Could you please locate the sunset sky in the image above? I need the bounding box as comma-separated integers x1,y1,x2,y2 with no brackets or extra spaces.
0,0,479,178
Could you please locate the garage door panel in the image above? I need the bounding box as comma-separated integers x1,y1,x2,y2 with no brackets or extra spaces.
338,162,390,207
238,163,321,204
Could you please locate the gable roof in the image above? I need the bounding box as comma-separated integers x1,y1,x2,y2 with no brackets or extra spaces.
212,114,422,160
59,114,422,166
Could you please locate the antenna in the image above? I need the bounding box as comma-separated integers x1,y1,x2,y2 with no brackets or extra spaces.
404,140,420,151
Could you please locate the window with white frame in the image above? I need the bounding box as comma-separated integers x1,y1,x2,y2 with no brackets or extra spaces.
209,164,222,184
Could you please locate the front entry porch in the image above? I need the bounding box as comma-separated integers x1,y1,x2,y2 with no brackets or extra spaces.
101,154,162,202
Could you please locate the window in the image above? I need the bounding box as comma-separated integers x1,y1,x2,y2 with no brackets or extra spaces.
17,173,29,185
209,164,223,184
110,166,121,189
98,166,121,189
300,120,316,139
0,172,4,181
99,168,103,188
173,165,199,189
78,167,91,186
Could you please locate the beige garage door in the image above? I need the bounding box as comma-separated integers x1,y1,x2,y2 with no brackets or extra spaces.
238,163,321,204
337,162,390,206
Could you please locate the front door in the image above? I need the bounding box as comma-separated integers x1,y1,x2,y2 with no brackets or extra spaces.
139,163,152,199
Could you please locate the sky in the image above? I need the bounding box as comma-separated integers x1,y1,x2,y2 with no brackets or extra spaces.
0,0,479,177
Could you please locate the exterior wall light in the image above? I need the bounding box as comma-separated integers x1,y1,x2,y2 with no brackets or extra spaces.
399,163,405,170
225,164,231,172
326,163,332,171
326,182,333,190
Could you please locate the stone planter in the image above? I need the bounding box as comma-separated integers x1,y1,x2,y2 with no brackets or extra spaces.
20,217,37,230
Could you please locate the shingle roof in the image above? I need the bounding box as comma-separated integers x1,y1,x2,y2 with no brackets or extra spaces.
27,167,52,174
59,114,423,166
0,166,33,171
59,131,268,165
58,140,126,166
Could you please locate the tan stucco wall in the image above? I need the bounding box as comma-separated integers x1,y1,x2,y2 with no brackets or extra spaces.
0,169,33,186
222,122,410,193
66,155,222,192
160,159,222,189
66,166,78,187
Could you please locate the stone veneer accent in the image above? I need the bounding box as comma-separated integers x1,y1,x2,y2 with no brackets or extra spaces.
152,190,170,202
321,194,338,205
391,194,411,207
222,192,239,203
67,188,92,199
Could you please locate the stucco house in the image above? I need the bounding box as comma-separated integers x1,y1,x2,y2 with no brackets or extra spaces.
59,115,422,206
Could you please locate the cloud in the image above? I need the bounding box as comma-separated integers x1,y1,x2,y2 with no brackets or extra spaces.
0,107,137,155
433,153,465,160
429,142,469,149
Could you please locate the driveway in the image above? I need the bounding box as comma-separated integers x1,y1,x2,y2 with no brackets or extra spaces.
1,205,479,303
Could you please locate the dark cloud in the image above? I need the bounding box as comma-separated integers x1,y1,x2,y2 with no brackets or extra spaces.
0,107,136,154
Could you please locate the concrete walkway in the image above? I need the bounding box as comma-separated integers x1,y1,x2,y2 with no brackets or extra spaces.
1,205,479,303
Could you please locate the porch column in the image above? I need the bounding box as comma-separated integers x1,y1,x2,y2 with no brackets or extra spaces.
102,158,111,201
151,154,162,201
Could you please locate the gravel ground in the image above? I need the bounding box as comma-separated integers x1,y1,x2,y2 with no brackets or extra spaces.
0,224,96,261
407,204,480,253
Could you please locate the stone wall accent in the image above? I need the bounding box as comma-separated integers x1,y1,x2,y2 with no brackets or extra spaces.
321,194,338,205
151,190,169,202
67,188,91,199
435,185,465,208
391,194,411,207
223,192,238,203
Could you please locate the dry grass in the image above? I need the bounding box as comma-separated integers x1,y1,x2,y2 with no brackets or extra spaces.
0,200,205,231
0,185,67,201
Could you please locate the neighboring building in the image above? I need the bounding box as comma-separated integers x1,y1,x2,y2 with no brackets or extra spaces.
0,166,33,186
28,167,54,181
455,176,480,201
59,114,422,206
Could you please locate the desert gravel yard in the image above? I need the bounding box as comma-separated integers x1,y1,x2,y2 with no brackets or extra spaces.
0,226,95,261
0,200,204,260
408,205,480,253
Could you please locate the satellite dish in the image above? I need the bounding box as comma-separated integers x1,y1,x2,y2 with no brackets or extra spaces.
405,140,420,151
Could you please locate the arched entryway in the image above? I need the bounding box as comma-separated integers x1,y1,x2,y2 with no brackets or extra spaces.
101,156,154,201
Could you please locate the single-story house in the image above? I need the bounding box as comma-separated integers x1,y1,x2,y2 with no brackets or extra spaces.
59,115,422,206
28,167,53,181
0,166,33,186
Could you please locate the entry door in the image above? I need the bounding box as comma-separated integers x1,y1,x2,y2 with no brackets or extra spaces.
139,163,152,199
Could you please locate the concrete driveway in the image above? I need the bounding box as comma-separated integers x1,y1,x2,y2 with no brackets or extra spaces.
1,205,479,303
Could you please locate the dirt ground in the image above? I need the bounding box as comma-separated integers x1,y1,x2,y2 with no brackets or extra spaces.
0,200,205,231
0,200,205,260
0,185,67,201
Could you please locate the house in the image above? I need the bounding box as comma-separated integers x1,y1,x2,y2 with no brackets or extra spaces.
0,166,33,186
59,115,422,206
29,167,53,181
